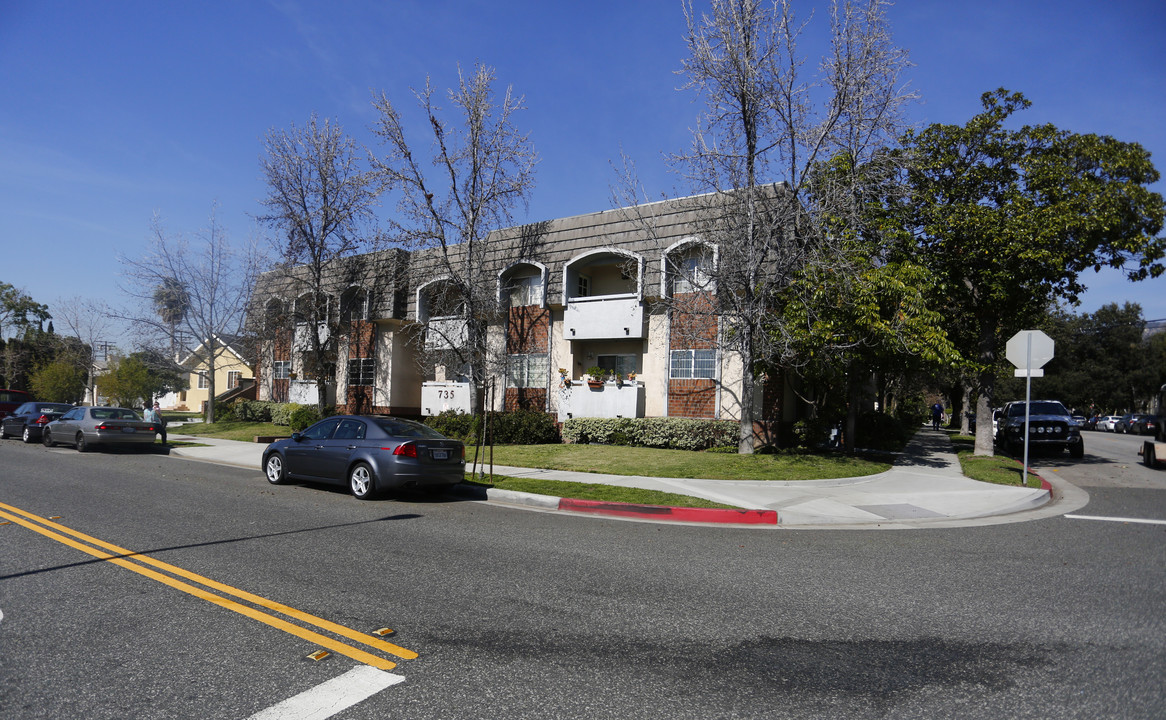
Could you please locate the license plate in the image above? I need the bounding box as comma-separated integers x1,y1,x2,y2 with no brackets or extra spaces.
431,449,448,460
122,427,136,433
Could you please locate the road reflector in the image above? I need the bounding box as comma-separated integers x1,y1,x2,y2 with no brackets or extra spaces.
306,650,331,662
372,628,395,637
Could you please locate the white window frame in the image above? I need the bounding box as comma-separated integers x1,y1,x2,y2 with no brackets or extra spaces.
508,275,543,308
197,373,209,389
347,357,376,387
669,349,716,379
227,371,242,388
272,361,291,380
506,353,549,389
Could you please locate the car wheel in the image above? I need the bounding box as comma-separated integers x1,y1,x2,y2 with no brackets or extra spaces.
42,430,55,447
22,426,33,443
264,454,287,485
1070,441,1084,459
349,462,377,500
76,433,89,452
1145,444,1157,468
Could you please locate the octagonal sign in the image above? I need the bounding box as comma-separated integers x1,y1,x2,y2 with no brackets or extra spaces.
1006,330,1055,370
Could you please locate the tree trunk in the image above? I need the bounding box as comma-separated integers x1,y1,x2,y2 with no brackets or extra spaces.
973,321,998,456
959,380,972,435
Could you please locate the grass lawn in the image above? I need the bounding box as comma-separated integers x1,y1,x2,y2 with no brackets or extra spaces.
479,443,890,481
170,420,287,443
951,435,1043,489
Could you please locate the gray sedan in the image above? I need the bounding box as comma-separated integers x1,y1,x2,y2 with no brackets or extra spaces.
262,415,466,499
42,406,160,452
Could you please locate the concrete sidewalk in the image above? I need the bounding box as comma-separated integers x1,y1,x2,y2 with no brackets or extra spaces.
165,428,1068,528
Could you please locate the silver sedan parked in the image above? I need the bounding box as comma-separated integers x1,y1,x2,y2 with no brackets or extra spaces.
42,406,160,452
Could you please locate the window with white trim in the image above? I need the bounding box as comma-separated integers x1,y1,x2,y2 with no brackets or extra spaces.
272,361,291,380
197,373,209,389
348,357,375,387
506,354,549,388
672,254,714,294
227,371,242,388
508,275,543,307
670,349,716,379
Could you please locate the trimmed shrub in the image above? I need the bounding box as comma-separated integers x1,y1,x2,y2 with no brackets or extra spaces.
271,403,296,426
488,410,560,445
425,410,561,445
562,417,736,451
855,410,912,451
288,404,321,432
425,410,480,444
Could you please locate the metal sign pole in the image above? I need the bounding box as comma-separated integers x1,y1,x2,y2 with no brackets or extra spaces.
1022,334,1032,487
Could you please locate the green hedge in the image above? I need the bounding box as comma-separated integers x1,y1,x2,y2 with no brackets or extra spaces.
562,417,737,451
425,410,561,445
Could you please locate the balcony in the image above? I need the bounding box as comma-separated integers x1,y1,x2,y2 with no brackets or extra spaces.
563,294,644,341
557,381,644,422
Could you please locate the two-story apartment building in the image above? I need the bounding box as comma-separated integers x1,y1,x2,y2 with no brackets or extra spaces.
250,192,793,431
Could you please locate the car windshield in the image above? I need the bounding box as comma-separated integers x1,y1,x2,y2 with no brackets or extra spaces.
92,408,141,420
1007,401,1069,417
374,417,448,439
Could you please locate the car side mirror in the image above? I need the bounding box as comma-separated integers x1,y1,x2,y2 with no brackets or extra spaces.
291,432,303,442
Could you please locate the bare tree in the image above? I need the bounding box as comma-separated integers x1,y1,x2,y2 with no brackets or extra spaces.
119,206,262,421
619,0,915,452
51,296,117,405
370,62,538,397
257,114,379,412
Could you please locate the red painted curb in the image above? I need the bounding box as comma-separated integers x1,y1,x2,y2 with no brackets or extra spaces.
557,498,778,525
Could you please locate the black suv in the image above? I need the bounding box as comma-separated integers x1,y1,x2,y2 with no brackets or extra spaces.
995,400,1084,459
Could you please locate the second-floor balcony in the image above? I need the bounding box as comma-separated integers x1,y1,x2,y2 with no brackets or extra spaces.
563,294,644,341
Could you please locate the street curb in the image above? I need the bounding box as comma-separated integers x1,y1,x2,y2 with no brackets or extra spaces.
457,484,778,525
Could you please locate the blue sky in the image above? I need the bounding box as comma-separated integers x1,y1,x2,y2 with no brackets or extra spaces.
2,0,1164,344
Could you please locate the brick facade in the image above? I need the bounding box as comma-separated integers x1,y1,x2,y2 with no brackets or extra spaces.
668,378,717,418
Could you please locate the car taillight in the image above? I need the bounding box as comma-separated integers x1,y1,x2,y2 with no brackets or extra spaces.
392,442,417,458
36,415,49,425
95,424,111,431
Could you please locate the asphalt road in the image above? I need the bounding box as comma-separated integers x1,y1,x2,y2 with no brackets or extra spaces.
1,433,1163,719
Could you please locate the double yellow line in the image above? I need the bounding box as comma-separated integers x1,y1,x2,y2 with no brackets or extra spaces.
0,501,417,671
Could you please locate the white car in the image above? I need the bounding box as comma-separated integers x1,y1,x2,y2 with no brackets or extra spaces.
1097,415,1121,432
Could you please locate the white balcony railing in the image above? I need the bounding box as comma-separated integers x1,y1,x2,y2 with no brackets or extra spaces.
557,381,644,422
563,294,644,340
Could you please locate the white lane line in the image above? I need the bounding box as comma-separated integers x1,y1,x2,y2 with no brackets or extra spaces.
1064,514,1166,526
247,666,405,720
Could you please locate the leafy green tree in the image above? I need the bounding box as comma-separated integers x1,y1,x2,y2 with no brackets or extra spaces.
30,359,87,403
894,89,1165,454
98,352,186,408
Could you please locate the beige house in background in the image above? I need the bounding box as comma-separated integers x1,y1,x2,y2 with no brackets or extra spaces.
157,336,255,412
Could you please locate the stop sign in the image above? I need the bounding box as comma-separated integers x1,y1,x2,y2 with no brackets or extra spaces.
1006,330,1055,370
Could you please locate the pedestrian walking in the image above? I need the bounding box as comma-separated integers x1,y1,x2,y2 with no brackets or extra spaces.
931,402,944,431
144,403,167,444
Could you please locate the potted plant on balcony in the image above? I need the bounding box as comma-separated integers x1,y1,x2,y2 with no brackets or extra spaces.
559,368,571,387
586,366,606,389
614,371,624,387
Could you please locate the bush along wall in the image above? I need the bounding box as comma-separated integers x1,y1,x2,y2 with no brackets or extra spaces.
562,417,737,451
425,409,561,445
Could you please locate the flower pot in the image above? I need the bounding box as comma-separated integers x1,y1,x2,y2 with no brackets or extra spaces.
587,380,604,390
